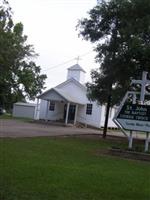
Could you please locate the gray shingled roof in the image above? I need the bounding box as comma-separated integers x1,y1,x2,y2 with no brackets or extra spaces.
54,88,86,105
68,64,86,73
37,88,86,105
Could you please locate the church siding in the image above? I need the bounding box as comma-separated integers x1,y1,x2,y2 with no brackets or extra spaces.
77,102,102,128
39,100,64,121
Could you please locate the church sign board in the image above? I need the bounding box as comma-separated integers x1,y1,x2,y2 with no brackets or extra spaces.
116,104,150,132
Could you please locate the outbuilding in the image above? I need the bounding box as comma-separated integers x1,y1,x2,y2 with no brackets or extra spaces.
13,102,36,119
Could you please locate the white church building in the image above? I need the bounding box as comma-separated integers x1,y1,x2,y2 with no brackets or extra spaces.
36,64,117,128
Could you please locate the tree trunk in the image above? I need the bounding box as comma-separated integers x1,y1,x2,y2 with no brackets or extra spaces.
103,86,112,138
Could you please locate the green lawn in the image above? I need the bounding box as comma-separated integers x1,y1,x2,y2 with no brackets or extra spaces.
0,114,33,122
0,137,150,200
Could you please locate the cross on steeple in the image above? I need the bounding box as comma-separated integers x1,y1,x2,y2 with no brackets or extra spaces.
75,56,82,64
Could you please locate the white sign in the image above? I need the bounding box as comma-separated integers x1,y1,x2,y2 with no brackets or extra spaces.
113,71,150,152
115,104,150,132
117,119,150,132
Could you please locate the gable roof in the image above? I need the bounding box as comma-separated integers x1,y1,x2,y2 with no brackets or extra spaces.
37,78,86,99
37,78,87,105
56,78,86,91
54,88,85,104
37,88,66,101
67,64,86,73
37,87,86,105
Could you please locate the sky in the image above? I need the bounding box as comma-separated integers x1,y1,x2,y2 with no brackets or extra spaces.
9,0,99,89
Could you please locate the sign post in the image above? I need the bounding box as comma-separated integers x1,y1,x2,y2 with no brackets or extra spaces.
129,131,133,149
113,71,150,152
145,132,149,152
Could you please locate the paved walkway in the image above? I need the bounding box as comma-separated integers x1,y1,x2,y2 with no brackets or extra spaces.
0,119,147,140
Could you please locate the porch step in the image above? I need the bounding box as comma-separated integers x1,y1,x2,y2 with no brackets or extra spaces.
75,122,87,128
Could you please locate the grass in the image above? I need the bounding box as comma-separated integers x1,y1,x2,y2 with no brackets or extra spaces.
0,113,12,119
0,113,33,122
0,136,150,200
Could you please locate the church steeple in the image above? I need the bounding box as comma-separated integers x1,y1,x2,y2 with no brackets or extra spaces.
67,64,86,84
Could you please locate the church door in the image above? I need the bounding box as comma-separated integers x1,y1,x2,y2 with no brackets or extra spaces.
64,104,76,122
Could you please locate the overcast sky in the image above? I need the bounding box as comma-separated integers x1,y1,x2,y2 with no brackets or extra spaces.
9,0,99,89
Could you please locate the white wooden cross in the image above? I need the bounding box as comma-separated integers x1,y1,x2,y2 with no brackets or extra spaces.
131,71,150,103
114,71,150,152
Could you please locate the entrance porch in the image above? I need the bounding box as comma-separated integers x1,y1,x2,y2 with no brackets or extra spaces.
36,88,85,125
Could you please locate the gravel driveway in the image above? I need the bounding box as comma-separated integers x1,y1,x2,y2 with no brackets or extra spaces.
0,119,102,138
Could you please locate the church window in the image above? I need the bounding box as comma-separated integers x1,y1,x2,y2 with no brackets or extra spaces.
49,101,55,111
86,104,93,115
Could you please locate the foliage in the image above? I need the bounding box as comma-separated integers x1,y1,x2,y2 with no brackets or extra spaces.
0,0,47,110
78,0,150,105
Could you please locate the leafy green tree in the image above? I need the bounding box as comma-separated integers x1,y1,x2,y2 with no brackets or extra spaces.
0,0,47,110
78,0,150,137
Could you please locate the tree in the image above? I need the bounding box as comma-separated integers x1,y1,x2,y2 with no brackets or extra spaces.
78,0,150,137
0,0,47,110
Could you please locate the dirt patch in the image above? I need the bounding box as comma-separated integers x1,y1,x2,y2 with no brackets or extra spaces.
0,119,102,138
95,148,150,162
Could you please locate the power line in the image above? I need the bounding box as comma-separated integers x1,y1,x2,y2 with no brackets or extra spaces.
42,58,75,72
42,50,93,72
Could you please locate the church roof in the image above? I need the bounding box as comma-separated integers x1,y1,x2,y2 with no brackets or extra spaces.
37,87,86,105
68,64,86,73
37,78,87,105
54,88,86,105
56,78,86,91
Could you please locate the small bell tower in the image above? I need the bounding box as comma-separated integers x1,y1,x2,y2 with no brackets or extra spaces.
67,64,86,84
